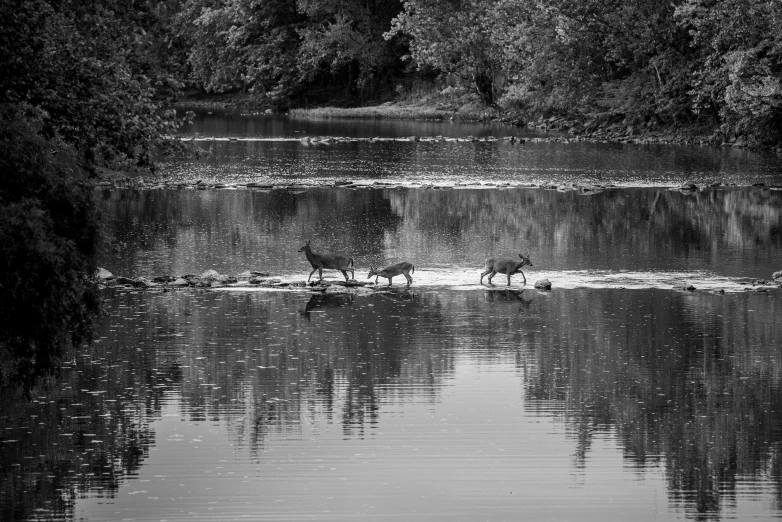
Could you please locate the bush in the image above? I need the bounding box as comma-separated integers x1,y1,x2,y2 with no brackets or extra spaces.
0,108,100,393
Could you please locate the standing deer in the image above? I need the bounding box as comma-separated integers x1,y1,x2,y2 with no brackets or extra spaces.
367,262,415,286
298,240,355,282
480,253,533,286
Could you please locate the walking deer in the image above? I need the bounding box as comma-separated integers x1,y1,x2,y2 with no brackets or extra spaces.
480,253,533,286
298,240,355,282
367,262,415,286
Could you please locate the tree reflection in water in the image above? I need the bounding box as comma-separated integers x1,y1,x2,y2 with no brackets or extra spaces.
98,187,782,282
2,272,781,520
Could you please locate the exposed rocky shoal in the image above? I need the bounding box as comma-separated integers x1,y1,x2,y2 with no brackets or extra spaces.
95,268,782,293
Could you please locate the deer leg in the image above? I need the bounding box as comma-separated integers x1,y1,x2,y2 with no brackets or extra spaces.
405,272,412,285
341,270,348,281
318,267,323,281
480,269,492,284
375,276,379,284
520,270,526,285
388,276,393,286
507,273,512,286
487,271,496,285
308,267,318,282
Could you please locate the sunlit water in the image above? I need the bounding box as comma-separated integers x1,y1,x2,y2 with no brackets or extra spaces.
3,114,782,521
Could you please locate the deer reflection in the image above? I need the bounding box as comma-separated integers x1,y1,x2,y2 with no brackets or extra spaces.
378,287,416,303
484,289,531,310
302,292,354,320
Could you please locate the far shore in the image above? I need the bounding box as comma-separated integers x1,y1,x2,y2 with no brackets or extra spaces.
176,93,778,151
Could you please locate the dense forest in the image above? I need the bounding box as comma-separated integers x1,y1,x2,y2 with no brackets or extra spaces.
1,0,782,391
175,0,782,145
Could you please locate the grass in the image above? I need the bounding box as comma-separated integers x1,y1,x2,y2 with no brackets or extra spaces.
290,84,501,122
288,104,455,120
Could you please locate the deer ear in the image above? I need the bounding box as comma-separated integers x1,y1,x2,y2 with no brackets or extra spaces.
519,253,523,259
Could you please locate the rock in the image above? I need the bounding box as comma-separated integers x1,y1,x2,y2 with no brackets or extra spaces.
325,285,350,294
200,269,222,281
534,279,552,290
95,267,114,281
153,275,175,283
115,276,137,286
135,277,156,288
169,278,190,287
250,277,281,285
679,182,698,191
772,270,782,281
679,283,696,292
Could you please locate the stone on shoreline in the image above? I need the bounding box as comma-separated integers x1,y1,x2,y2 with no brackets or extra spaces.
534,279,552,290
95,267,114,281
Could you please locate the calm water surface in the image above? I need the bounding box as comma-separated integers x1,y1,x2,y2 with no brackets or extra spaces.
162,111,782,187
2,115,782,521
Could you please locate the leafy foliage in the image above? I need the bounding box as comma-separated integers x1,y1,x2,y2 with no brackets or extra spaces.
0,0,185,168
676,0,782,140
0,109,100,392
174,0,405,106
384,0,782,140
0,0,185,393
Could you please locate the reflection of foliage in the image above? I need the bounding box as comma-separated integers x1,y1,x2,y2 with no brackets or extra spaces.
98,188,403,276
522,290,782,518
386,187,782,273
4,287,779,518
0,294,175,520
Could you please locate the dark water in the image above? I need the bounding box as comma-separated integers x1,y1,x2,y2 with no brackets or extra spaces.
3,290,781,520
3,115,782,521
164,112,782,187
97,187,782,289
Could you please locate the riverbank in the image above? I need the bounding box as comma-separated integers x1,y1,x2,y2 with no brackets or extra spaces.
176,92,779,152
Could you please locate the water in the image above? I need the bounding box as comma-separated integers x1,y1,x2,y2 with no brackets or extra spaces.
2,113,782,521
162,111,782,188
97,186,782,289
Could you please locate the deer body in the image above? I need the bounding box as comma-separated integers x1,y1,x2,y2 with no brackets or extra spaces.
480,254,533,286
298,240,354,282
368,262,414,286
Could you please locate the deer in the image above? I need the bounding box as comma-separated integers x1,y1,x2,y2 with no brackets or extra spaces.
367,261,415,286
480,253,533,286
298,240,355,282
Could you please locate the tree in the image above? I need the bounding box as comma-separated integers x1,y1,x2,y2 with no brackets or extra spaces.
676,0,782,140
0,0,184,169
0,0,184,393
174,0,405,106
387,0,504,104
0,108,100,393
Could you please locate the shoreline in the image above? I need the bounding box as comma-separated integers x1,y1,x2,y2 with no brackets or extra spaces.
175,93,780,152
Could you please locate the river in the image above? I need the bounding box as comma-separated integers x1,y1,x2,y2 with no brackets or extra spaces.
2,110,781,521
